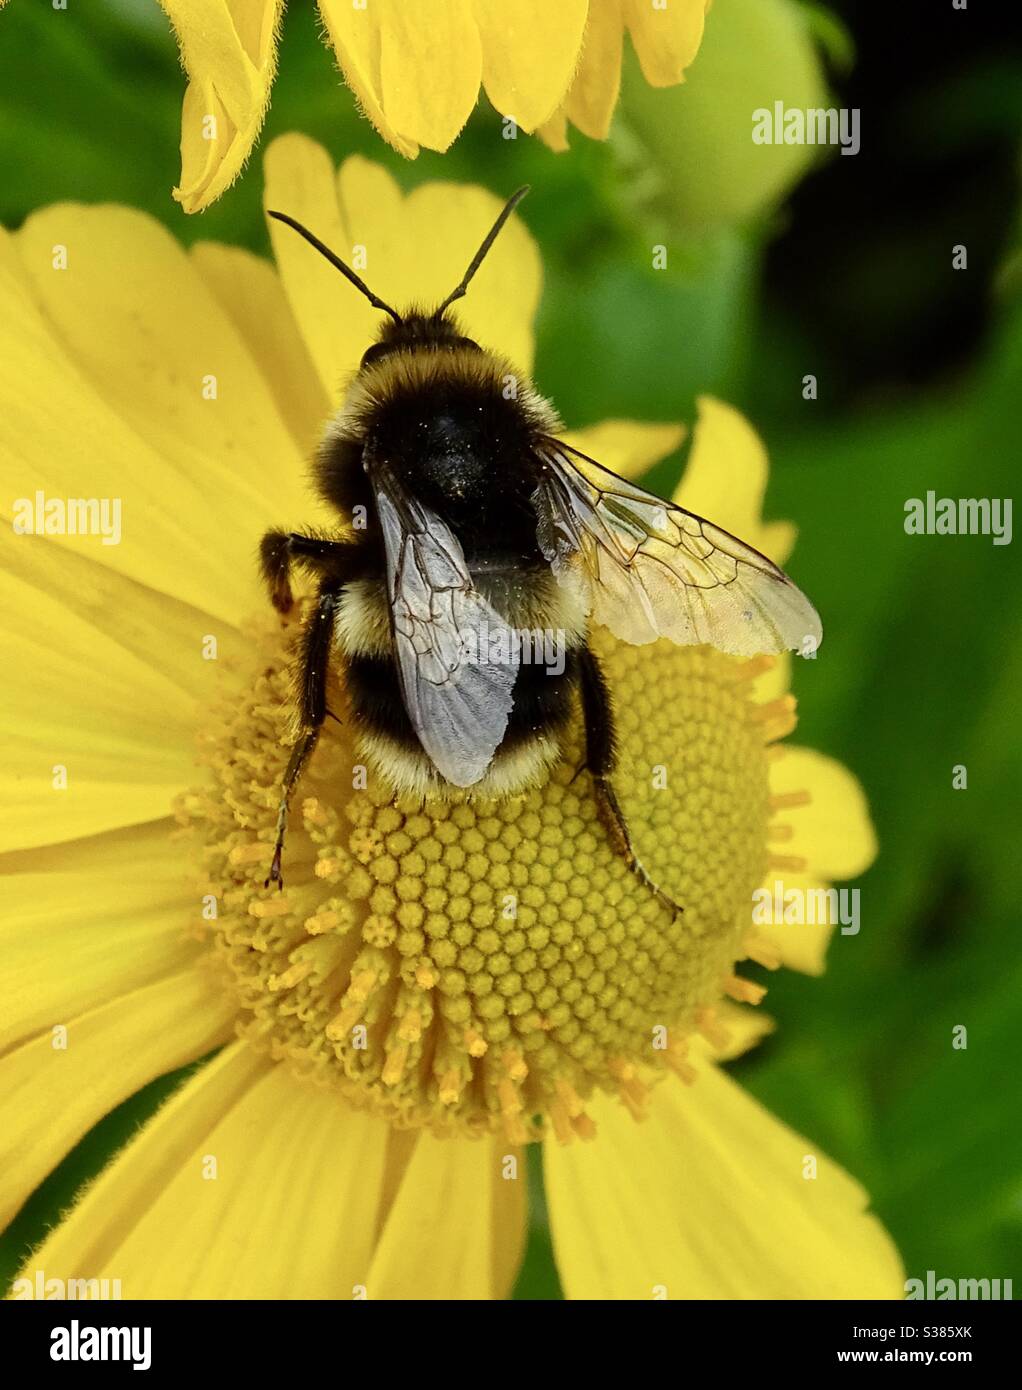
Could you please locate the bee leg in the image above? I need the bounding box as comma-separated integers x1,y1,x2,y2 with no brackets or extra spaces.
265,583,340,890
265,731,319,890
591,776,683,920
578,647,683,919
259,530,355,615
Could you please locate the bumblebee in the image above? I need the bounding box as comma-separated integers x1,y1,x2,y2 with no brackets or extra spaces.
260,189,822,908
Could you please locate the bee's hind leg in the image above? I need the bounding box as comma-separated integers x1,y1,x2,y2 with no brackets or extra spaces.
577,646,683,920
591,776,684,920
265,582,340,890
266,731,319,890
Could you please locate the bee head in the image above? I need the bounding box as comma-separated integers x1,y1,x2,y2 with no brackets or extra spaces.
359,311,481,370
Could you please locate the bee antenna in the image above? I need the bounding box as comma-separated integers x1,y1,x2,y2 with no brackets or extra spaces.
436,185,530,315
266,210,403,323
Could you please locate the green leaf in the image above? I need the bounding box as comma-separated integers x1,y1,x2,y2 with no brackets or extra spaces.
617,0,831,232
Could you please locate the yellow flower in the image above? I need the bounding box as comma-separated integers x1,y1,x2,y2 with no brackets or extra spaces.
0,138,901,1299
153,0,711,212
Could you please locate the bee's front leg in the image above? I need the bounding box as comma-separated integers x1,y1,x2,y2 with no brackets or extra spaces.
265,581,341,890
259,530,353,614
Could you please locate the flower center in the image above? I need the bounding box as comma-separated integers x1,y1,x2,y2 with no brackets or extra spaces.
177,611,776,1141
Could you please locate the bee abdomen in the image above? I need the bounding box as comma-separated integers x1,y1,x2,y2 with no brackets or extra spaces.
344,672,581,810
345,645,578,766
334,575,586,798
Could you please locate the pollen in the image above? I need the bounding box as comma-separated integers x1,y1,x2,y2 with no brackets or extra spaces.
176,612,780,1141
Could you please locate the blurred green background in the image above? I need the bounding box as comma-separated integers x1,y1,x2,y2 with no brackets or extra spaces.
1,0,1020,1298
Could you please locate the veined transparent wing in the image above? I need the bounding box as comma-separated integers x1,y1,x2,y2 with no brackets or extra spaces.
531,438,822,656
369,456,519,786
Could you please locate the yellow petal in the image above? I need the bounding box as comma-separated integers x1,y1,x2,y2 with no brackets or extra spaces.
190,240,332,467
316,1,419,156
0,214,294,624
772,746,877,880
759,518,797,566
624,0,708,88
536,109,571,152
0,235,231,623
18,1045,264,1282
474,0,589,131
319,0,480,153
706,1001,776,1060
378,0,482,150
675,394,794,562
13,206,300,530
394,177,541,375
0,557,205,853
159,0,284,212
264,135,377,400
562,0,625,141
2,518,231,705
753,749,875,975
491,1146,529,1298
0,969,234,1230
545,1064,904,1299
17,1045,392,1298
367,1134,525,1299
561,418,686,481
1,822,203,1051
751,650,792,703
752,871,836,976
265,138,541,399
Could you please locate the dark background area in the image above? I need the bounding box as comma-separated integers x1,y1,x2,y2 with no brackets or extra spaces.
759,0,1021,412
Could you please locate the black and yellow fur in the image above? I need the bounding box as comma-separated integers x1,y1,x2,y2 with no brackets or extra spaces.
262,319,593,802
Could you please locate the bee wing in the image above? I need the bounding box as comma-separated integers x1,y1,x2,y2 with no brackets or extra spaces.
531,438,822,656
369,459,519,787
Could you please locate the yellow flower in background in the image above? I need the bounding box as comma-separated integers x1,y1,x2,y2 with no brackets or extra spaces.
0,137,901,1298
156,0,711,212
